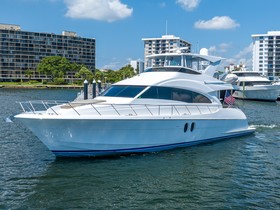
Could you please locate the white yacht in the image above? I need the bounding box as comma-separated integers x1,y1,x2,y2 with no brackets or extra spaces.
225,71,280,101
15,53,254,157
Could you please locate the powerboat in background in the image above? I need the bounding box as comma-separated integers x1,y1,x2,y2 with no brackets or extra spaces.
224,71,280,101
15,53,254,157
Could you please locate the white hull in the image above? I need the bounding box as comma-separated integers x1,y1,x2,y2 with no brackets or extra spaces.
16,108,254,157
233,86,280,101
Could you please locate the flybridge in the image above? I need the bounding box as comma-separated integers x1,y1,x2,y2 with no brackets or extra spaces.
144,67,201,75
146,50,224,77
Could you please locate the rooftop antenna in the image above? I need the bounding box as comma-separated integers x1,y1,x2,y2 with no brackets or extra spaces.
165,20,168,35
196,41,199,53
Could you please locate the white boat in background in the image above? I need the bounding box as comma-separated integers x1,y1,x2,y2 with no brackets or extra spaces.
15,53,254,157
224,71,280,101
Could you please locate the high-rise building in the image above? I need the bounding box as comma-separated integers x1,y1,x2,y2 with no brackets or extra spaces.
130,60,144,73
252,31,280,78
0,23,95,81
142,35,191,67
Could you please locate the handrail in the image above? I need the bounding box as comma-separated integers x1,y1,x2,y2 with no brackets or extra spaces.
16,100,225,117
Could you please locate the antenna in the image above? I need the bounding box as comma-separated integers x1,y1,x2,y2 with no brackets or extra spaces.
165,20,168,35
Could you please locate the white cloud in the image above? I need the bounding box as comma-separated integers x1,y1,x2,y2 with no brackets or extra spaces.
208,46,216,53
102,62,121,70
176,0,200,11
64,0,133,22
207,43,253,69
208,43,232,54
234,43,253,59
225,43,253,69
194,16,240,30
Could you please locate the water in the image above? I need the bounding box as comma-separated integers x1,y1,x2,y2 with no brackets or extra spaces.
0,88,280,209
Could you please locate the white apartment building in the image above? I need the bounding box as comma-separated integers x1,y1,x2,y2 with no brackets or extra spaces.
142,35,191,67
252,31,280,79
130,60,144,73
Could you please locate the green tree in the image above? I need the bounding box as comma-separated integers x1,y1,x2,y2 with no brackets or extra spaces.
36,56,72,81
75,66,94,82
25,69,33,81
119,64,136,79
94,70,104,82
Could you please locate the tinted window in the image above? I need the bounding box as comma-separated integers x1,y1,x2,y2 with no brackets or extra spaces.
139,86,158,98
234,72,261,77
101,85,146,98
139,86,211,103
243,81,272,86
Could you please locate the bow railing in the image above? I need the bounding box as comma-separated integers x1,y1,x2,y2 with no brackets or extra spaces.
17,100,223,116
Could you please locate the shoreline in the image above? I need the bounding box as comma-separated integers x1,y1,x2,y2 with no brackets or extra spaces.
0,84,82,89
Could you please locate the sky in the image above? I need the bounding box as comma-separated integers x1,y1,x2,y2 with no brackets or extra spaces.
1,0,280,70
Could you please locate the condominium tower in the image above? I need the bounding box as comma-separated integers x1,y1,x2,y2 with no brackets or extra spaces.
0,23,95,81
252,31,280,78
142,35,191,67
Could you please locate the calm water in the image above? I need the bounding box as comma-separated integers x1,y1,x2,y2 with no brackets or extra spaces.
0,88,280,209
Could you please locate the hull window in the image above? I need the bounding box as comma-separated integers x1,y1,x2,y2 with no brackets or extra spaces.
190,122,195,132
184,123,188,132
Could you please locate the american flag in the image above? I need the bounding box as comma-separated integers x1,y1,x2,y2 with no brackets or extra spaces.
224,90,235,105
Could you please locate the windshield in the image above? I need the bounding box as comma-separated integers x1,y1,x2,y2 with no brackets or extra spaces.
101,85,147,98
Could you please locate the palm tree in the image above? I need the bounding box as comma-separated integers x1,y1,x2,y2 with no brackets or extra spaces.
25,69,33,81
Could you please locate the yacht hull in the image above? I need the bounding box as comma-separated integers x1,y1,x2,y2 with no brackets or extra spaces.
15,109,254,157
233,86,280,101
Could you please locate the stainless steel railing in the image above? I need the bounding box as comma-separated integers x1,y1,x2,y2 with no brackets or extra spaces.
17,100,222,116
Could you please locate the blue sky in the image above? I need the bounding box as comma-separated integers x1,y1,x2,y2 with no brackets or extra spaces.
1,0,280,70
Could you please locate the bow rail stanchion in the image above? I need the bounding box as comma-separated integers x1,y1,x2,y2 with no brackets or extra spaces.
92,80,96,99
83,80,88,100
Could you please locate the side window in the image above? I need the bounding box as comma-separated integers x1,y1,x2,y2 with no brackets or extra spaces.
101,85,146,97
192,92,211,103
140,86,158,98
158,87,173,100
245,82,253,86
139,86,211,103
140,86,173,99
171,89,192,102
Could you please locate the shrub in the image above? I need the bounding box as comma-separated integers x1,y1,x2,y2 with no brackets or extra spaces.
53,78,67,85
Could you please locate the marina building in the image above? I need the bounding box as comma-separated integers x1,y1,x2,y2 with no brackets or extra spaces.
252,31,280,79
0,23,95,81
142,35,191,67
